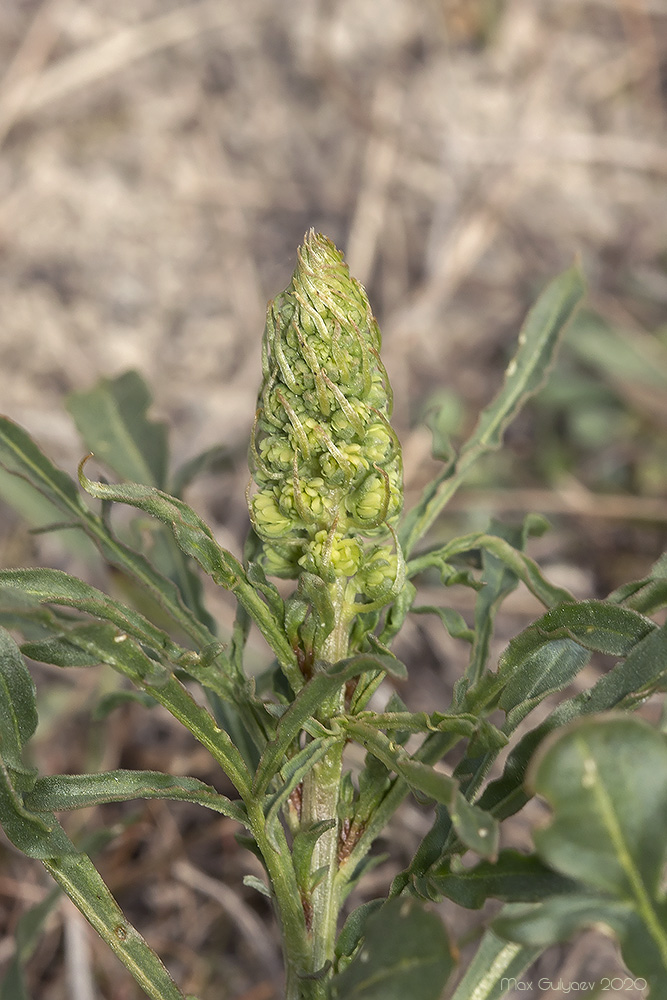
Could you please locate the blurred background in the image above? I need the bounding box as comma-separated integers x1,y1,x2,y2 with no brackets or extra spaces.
0,1,666,998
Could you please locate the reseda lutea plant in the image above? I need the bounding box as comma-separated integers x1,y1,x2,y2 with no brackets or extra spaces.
1,233,667,1000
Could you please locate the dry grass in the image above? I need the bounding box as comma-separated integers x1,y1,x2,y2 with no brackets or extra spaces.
0,1,666,997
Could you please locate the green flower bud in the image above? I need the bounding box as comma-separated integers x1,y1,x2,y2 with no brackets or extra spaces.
248,231,403,602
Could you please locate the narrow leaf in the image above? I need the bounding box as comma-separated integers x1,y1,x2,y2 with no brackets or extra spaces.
400,262,585,555
425,849,577,909
0,417,87,519
252,656,404,796
0,626,38,767
77,465,300,685
23,771,248,826
66,371,168,488
44,852,192,1000
448,929,541,1000
478,620,667,822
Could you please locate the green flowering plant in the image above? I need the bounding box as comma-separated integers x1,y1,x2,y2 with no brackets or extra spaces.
248,232,403,601
1,233,667,1000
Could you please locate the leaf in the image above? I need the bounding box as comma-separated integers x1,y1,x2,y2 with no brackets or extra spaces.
252,655,406,796
25,619,252,796
608,552,667,616
495,716,667,992
342,720,499,858
447,929,541,1000
77,464,301,686
407,527,574,611
0,626,38,774
264,736,339,851
43,852,194,1000
496,601,654,719
529,716,667,900
424,849,578,909
478,619,667,823
0,567,184,663
0,638,204,998
335,899,384,962
292,819,337,892
465,522,528,689
458,263,586,465
400,262,586,556
0,417,88,519
0,886,61,1000
170,443,231,498
411,604,474,643
566,309,667,393
23,770,248,826
66,371,168,488
0,418,220,649
328,897,454,1000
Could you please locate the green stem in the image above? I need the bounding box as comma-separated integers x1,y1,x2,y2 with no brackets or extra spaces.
246,799,311,997
299,579,350,985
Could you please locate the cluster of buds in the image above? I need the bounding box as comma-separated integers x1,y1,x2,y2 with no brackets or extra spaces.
248,231,403,603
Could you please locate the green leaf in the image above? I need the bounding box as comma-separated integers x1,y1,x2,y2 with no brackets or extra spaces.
495,716,667,991
0,567,185,663
566,309,667,393
67,371,168,488
448,929,541,1000
342,720,499,858
23,619,252,796
44,852,193,1000
448,793,499,860
292,819,337,892
478,620,667,823
458,263,586,464
400,262,586,555
170,443,230,498
328,897,454,1000
609,552,667,616
465,522,527,688
0,417,87,519
529,716,667,900
0,419,221,649
23,770,248,826
264,736,339,851
408,528,574,611
342,721,458,804
411,604,474,643
253,655,405,796
0,885,61,1000
77,464,300,686
424,849,577,909
0,626,38,771
496,601,654,720
335,899,384,962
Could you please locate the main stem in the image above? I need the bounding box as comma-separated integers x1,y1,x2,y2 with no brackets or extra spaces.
297,578,350,995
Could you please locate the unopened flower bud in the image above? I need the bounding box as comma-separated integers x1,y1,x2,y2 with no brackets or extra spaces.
248,231,403,603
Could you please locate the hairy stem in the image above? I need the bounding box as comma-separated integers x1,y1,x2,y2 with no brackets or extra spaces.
299,579,349,983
